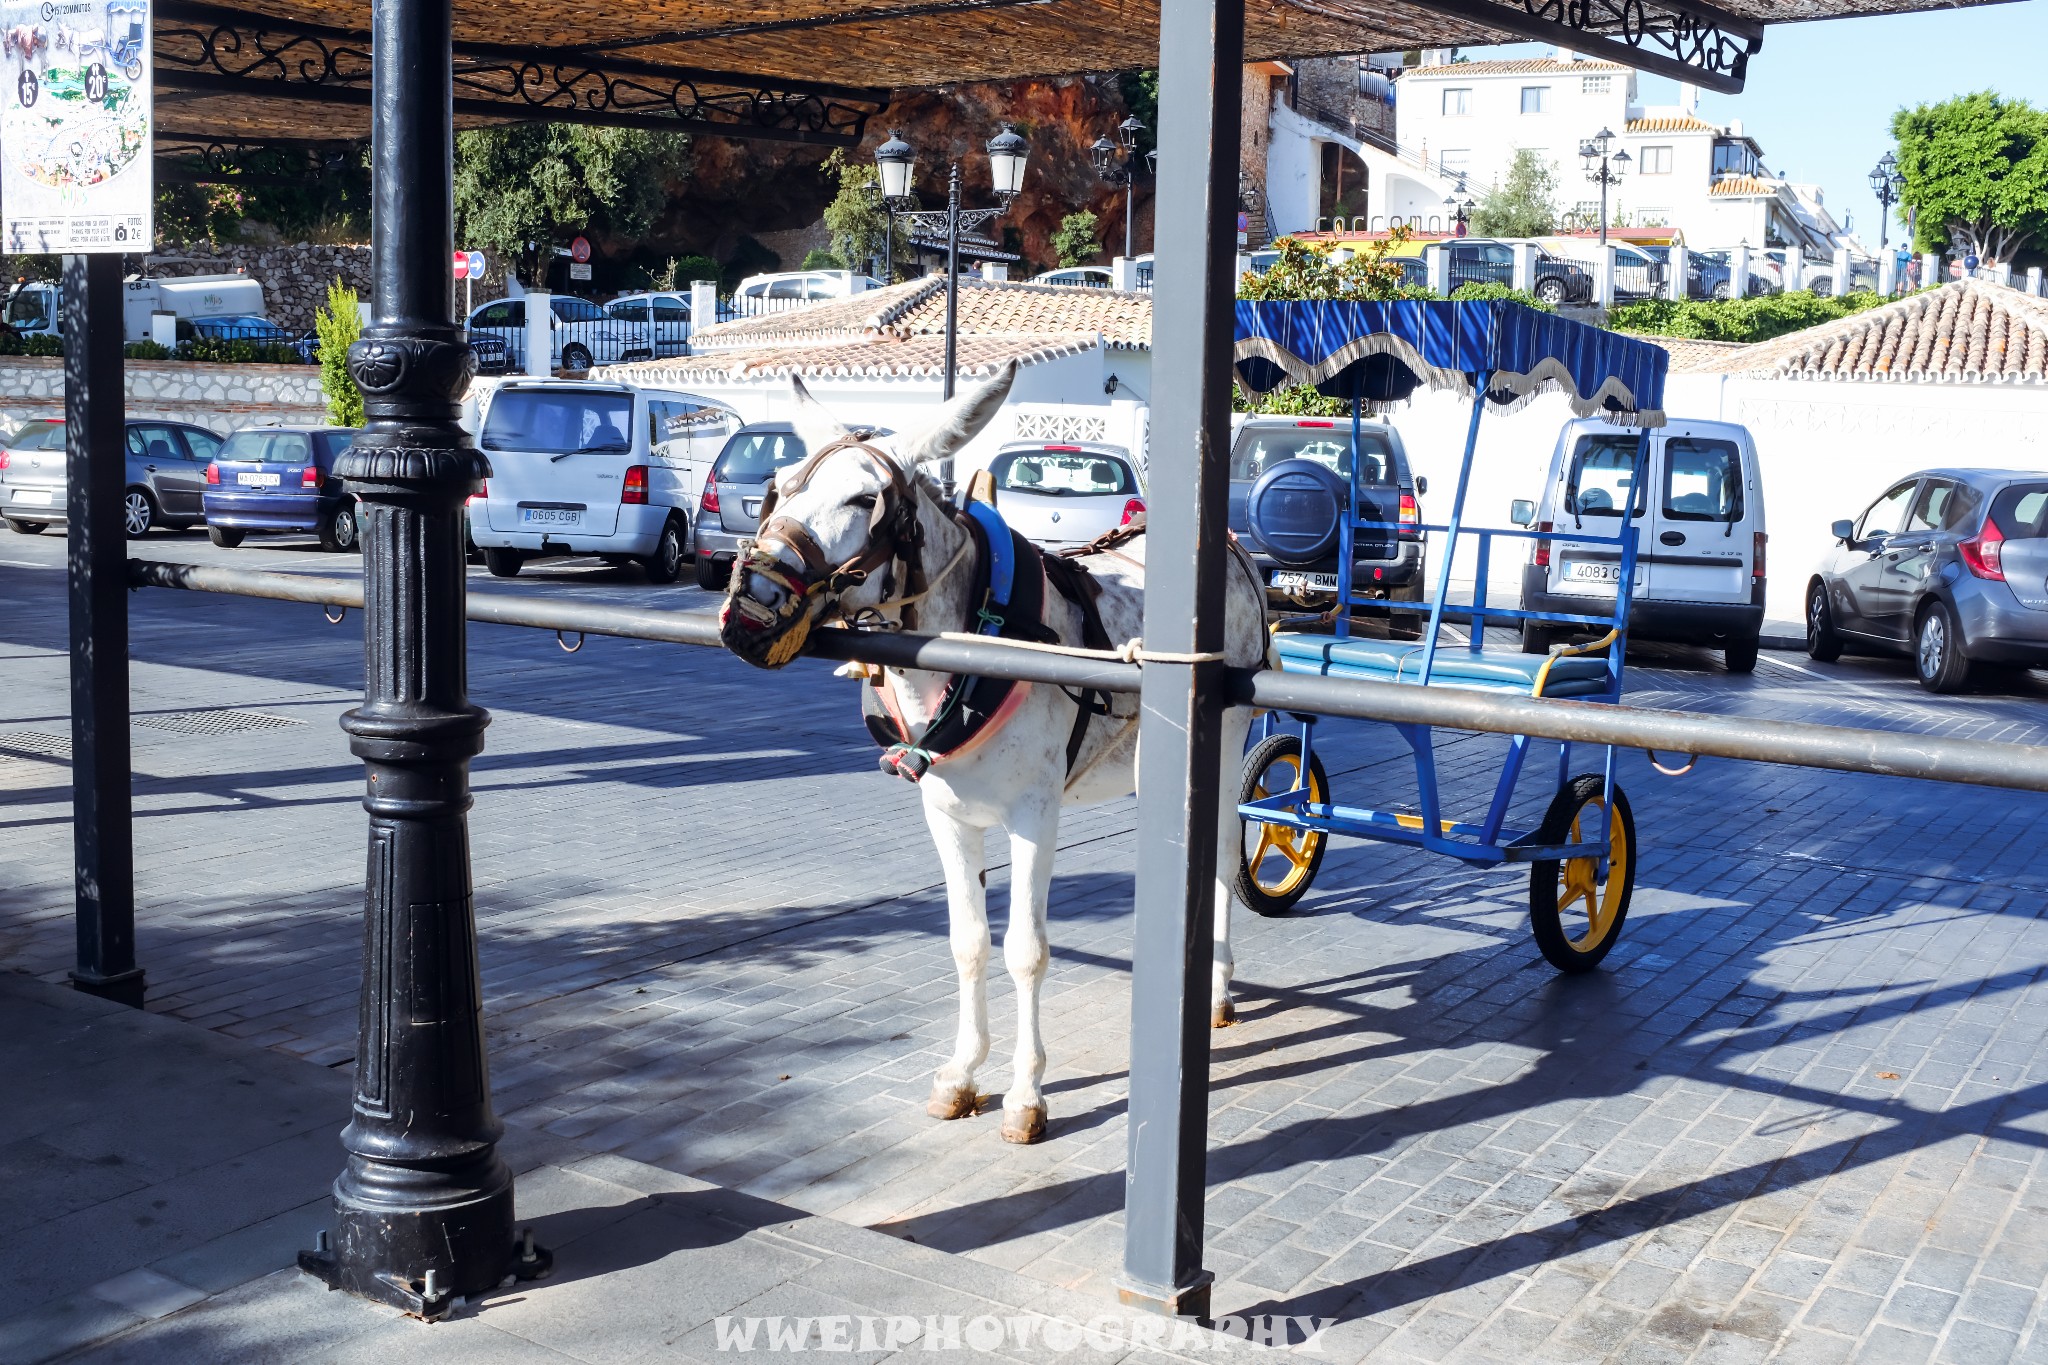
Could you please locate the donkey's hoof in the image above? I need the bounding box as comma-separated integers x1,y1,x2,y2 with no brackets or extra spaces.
926,1082,979,1121
1212,998,1237,1028
1001,1102,1048,1145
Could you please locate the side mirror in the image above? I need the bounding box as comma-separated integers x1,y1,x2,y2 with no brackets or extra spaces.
1510,499,1536,527
1415,475,1429,496
1831,519,1855,543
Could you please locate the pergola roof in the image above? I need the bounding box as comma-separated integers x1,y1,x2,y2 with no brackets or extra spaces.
151,0,2020,150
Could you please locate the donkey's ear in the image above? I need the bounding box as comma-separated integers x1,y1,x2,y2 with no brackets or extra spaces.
787,374,852,459
895,362,1017,468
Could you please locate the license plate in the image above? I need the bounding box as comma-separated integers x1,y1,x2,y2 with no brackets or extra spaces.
520,507,583,527
12,488,51,505
237,471,280,488
1565,560,1641,584
1271,570,1339,593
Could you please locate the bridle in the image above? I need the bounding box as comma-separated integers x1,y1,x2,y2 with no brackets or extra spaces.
719,435,934,668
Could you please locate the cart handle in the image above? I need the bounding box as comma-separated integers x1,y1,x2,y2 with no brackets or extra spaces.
1531,627,1621,699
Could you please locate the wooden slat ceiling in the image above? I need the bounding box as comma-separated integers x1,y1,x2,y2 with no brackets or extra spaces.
148,0,2019,144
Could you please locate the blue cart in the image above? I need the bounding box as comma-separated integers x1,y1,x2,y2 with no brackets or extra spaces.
1231,299,1670,972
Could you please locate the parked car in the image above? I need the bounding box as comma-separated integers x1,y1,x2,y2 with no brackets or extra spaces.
181,313,299,351
731,271,881,315
1637,245,1732,301
1513,416,1766,671
202,425,363,550
1692,249,1779,297
1227,414,1428,632
1030,267,1115,289
466,296,652,373
467,380,739,582
604,292,692,358
0,417,225,536
1433,239,1594,305
694,421,810,590
1807,469,2048,693
983,443,1144,551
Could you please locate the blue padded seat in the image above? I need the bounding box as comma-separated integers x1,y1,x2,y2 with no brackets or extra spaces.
1275,634,1613,698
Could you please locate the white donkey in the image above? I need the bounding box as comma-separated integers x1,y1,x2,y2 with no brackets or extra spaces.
717,363,1268,1144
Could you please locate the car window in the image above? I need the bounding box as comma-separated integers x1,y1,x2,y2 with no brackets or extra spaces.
9,419,59,449
713,429,808,482
1904,479,1957,534
658,401,733,444
768,279,802,299
1991,483,2048,539
1565,433,1644,518
5,289,49,329
219,430,313,464
183,428,223,461
551,297,606,323
646,399,672,449
129,425,181,462
607,301,649,323
651,298,690,322
480,390,632,453
319,431,359,460
989,450,1133,496
473,302,518,328
1662,438,1743,522
1855,481,1918,541
1229,428,1394,484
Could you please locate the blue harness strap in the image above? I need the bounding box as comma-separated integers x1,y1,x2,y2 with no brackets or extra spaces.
965,501,1016,620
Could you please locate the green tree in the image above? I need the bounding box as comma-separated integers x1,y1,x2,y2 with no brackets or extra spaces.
314,278,365,428
820,149,894,278
454,126,690,284
1469,149,1558,238
802,249,847,269
1893,92,2048,260
1052,211,1103,268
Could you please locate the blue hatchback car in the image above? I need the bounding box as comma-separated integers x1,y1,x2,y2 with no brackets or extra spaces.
202,426,363,551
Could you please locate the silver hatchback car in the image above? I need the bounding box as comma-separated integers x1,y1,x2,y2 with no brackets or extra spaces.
1807,468,2048,692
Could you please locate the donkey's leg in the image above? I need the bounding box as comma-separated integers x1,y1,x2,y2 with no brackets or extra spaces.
998,793,1059,1144
924,801,991,1121
1211,705,1254,1027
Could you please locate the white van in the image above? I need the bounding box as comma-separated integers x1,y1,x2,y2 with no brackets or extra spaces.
1512,416,1766,672
731,270,882,315
468,380,739,582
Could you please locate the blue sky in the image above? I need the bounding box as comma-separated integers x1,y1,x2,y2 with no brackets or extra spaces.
1471,0,2047,245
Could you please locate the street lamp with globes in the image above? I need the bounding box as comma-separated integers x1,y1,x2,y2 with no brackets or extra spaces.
1868,151,1903,252
1091,114,1147,259
1580,129,1630,248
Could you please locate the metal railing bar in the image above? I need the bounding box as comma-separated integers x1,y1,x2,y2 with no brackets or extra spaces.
126,559,2048,795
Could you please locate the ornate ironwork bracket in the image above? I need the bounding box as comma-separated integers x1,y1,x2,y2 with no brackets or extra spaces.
152,0,888,145
1388,0,1761,92
155,138,358,185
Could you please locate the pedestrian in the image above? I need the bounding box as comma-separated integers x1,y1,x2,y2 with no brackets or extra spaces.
1905,256,1921,290
1894,245,1912,294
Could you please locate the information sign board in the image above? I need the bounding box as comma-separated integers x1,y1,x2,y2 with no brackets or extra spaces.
1,0,153,252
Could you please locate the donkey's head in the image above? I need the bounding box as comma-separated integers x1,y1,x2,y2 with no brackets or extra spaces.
716,363,1017,669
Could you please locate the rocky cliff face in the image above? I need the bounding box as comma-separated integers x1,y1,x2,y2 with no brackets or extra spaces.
648,74,1153,277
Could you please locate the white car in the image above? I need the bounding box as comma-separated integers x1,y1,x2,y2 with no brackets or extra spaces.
466,296,652,373
467,380,739,582
604,292,692,357
731,270,882,315
982,442,1144,552
1029,267,1114,289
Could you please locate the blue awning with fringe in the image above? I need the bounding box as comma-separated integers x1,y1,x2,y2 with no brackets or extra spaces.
1233,299,1668,426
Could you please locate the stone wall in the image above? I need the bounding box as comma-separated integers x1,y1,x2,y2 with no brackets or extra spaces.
144,243,373,332
0,356,329,434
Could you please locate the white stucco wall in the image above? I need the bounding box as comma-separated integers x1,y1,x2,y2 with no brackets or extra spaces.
0,356,330,433
1366,375,2048,624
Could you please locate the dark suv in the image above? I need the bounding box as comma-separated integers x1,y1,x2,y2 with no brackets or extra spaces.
1438,239,1594,305
1228,415,1427,628
1808,468,2048,693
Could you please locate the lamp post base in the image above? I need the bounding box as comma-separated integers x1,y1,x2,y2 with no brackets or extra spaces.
297,1188,551,1321
69,966,145,1008
1116,1270,1214,1321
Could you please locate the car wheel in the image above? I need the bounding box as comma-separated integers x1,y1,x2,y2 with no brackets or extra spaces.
318,501,359,553
695,553,729,591
1806,581,1843,662
561,343,593,373
5,517,47,534
1520,621,1557,655
1723,635,1759,673
1534,277,1568,306
1915,602,1972,694
207,525,244,548
642,518,686,584
122,488,157,538
1712,282,1731,300
484,547,524,578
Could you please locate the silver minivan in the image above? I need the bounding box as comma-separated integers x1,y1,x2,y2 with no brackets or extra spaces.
468,380,738,582
1514,417,1767,671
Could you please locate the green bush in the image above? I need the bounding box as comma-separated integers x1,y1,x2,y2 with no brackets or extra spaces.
1051,211,1102,269
180,336,303,365
124,340,174,360
1448,280,1554,312
0,332,63,356
1231,383,1348,417
314,277,365,428
1609,289,1892,344
1238,232,1432,303
671,254,721,288
801,248,846,270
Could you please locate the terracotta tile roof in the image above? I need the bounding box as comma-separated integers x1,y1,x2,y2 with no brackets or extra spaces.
1399,57,1627,77
596,332,1103,385
1626,115,1717,133
689,276,1151,352
1708,175,1776,197
1676,279,2048,383
1630,336,1752,371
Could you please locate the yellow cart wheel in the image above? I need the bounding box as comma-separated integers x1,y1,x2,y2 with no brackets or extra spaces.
1528,774,1635,973
1235,734,1331,917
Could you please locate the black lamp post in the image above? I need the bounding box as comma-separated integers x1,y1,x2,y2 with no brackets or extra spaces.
1092,114,1147,260
1443,190,1474,237
875,123,1030,400
863,177,897,284
1868,151,1903,252
1580,128,1629,248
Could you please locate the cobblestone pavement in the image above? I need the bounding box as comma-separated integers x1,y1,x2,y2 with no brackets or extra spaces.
5,531,2048,1364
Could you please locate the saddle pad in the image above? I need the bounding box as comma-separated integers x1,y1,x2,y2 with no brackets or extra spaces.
1274,634,1613,698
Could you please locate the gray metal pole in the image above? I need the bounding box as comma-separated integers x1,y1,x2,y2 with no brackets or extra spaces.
1118,0,1242,1321
296,0,545,1315
63,252,141,1008
944,162,961,401
1125,179,1135,261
